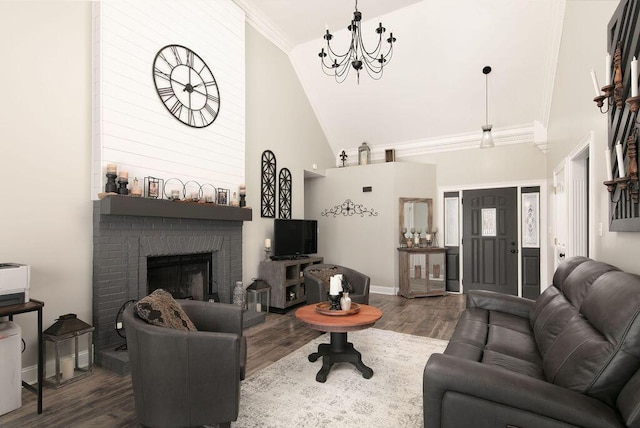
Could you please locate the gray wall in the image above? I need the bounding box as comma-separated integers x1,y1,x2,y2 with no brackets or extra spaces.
545,1,639,275
305,162,437,292
242,24,335,282
0,2,93,372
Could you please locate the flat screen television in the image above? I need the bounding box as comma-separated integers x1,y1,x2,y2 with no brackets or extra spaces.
273,219,318,259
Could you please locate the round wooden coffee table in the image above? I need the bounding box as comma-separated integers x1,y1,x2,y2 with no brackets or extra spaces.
295,303,383,383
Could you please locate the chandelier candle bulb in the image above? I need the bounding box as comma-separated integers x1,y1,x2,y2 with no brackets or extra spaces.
606,149,613,181
616,142,626,178
591,69,601,97
265,238,271,249
631,57,638,97
606,53,612,86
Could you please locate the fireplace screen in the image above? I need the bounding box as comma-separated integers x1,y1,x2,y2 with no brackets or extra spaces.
147,253,216,301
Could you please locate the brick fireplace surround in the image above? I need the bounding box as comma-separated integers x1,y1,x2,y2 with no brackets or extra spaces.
92,196,251,373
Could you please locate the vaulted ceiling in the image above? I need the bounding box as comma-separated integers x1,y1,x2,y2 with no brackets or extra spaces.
233,0,592,160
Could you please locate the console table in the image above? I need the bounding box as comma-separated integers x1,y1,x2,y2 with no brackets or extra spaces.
0,299,44,414
397,247,447,298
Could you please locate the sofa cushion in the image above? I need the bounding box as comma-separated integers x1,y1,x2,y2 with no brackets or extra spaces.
534,262,640,407
135,289,197,331
445,307,544,380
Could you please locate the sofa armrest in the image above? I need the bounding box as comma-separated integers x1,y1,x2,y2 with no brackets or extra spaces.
180,300,243,335
423,353,624,428
466,290,534,319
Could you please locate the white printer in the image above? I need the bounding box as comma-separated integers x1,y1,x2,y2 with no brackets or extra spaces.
0,263,30,307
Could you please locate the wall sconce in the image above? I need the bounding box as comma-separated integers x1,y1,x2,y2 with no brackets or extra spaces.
604,132,639,204
593,42,624,113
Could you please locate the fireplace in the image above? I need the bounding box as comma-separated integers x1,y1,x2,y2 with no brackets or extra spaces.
147,253,217,302
92,197,252,374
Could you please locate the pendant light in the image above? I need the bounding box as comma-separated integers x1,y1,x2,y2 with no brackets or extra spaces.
480,66,495,149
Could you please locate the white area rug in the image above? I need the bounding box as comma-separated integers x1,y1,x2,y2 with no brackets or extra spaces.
234,328,448,427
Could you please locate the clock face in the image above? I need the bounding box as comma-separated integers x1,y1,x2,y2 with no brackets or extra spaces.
152,44,220,128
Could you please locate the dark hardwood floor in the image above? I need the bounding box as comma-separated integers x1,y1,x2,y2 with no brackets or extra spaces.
0,293,465,428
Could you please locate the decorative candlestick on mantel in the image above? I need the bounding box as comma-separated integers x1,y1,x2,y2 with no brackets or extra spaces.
105,173,117,193
264,238,271,261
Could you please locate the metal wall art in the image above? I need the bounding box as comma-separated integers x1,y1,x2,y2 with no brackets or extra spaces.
278,168,292,219
261,150,276,218
321,199,378,217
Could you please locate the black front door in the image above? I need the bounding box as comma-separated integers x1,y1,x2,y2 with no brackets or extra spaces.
463,187,518,295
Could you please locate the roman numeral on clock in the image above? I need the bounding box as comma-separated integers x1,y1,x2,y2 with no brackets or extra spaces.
154,67,171,81
186,50,194,68
169,100,182,116
207,94,219,104
157,87,175,100
170,46,182,64
204,104,218,119
158,52,174,69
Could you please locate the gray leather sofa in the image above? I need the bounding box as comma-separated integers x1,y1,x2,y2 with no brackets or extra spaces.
303,263,370,305
424,257,640,428
123,299,246,428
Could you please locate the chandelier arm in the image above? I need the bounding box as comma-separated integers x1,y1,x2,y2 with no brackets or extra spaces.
361,45,394,75
325,41,351,60
322,52,350,68
358,31,385,60
363,62,384,80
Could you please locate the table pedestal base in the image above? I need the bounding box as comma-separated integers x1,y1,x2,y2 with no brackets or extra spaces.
308,332,373,383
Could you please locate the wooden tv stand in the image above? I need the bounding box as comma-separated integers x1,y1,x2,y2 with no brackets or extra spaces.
258,256,323,312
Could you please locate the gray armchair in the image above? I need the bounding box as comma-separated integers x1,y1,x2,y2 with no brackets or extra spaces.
123,299,246,428
303,264,370,305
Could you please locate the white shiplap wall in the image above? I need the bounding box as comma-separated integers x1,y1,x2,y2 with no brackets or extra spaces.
91,0,245,199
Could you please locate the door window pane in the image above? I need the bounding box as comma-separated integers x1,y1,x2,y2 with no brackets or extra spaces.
444,197,459,246
481,208,497,236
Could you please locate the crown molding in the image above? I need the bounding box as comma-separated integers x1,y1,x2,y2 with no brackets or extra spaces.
232,0,293,53
539,0,566,127
343,122,549,162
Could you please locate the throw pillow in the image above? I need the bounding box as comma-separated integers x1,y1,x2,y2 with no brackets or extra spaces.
308,267,339,286
135,289,197,331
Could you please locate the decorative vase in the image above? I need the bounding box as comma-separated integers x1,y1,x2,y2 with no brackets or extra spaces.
233,281,246,310
340,292,352,311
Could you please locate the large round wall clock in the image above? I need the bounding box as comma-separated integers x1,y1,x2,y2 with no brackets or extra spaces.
152,44,220,128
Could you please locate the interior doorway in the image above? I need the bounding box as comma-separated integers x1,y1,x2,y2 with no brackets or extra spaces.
553,132,592,272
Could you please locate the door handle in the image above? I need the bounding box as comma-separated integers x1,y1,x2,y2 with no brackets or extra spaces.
510,249,519,254
559,253,565,258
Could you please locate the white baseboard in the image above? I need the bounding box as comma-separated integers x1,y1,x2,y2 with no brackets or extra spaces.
370,285,397,296
22,350,92,385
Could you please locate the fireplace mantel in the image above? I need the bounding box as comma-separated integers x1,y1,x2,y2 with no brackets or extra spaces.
98,195,252,222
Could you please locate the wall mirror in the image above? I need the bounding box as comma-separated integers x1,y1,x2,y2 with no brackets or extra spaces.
399,197,433,245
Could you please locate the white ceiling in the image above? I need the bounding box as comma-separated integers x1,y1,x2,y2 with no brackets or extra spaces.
235,0,574,158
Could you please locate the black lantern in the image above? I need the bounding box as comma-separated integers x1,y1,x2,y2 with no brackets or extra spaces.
246,279,271,313
43,314,94,388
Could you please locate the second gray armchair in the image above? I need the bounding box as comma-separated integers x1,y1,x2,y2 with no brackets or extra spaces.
303,264,370,305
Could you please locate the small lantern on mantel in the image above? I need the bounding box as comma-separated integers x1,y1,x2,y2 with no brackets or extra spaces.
246,279,271,313
43,314,94,388
358,142,371,165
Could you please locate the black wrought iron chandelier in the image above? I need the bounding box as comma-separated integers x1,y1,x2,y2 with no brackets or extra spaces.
318,0,396,84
